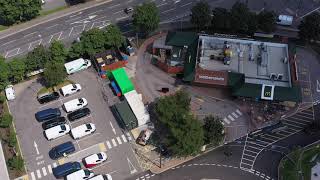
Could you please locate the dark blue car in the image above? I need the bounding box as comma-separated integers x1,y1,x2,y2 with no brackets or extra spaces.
35,108,61,122
52,162,81,178
49,141,75,160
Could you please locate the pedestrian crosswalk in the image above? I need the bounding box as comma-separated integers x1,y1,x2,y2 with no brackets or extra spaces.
105,132,132,150
240,107,314,170
29,162,57,180
221,109,243,125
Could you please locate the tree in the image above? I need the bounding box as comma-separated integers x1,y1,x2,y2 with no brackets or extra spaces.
298,12,320,41
80,28,107,56
104,24,125,49
190,1,211,30
230,2,257,34
0,0,41,25
132,2,160,34
49,40,68,64
25,45,50,73
8,58,26,83
203,115,225,145
257,10,276,33
211,8,232,31
69,42,84,59
0,56,9,90
43,62,66,87
154,90,204,157
7,156,24,171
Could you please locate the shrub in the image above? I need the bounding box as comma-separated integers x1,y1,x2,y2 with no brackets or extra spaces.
0,113,13,128
0,94,5,104
8,130,17,147
7,156,24,171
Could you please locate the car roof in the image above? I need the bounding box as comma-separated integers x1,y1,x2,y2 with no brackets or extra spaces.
85,152,106,163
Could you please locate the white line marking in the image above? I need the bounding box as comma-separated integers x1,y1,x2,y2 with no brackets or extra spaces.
47,164,52,174
127,157,137,174
181,2,192,7
5,48,20,58
36,169,41,178
116,136,122,144
109,3,121,8
121,134,127,142
68,27,74,37
106,140,112,149
161,8,175,14
46,24,59,29
42,167,47,176
236,109,242,115
24,31,38,37
228,115,235,121
157,3,167,7
53,162,57,167
126,132,132,141
109,121,116,135
88,10,102,16
66,16,82,23
31,172,36,180
1,39,16,47
232,112,239,118
111,138,117,147
300,6,320,19
223,117,230,124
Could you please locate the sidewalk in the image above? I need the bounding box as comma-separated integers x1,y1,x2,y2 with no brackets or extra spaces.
0,0,111,39
0,141,10,180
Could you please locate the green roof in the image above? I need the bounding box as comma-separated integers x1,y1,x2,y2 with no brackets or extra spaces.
183,39,198,82
113,101,138,130
228,72,245,88
165,31,198,47
111,68,134,94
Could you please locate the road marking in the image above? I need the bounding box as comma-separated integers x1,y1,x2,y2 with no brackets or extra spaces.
121,134,127,142
30,172,36,180
109,3,121,8
49,31,63,43
69,11,83,18
300,6,320,19
181,2,192,7
5,48,20,58
58,158,65,165
48,164,52,174
236,109,242,115
53,162,57,167
232,112,239,118
223,117,230,124
28,39,42,50
116,136,122,144
42,167,47,176
24,31,38,38
106,140,112,149
157,3,167,7
68,27,74,36
36,169,41,178
34,141,40,155
127,157,137,174
111,138,117,147
99,142,107,152
1,39,16,47
46,24,59,29
228,115,235,121
109,121,116,135
161,8,175,14
126,132,132,141
88,10,103,16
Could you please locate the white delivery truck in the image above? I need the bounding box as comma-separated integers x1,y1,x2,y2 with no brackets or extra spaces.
276,15,293,26
64,58,92,74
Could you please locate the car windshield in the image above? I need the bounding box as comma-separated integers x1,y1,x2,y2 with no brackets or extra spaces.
61,125,66,130
72,84,77,89
79,98,84,103
97,153,103,159
86,124,92,130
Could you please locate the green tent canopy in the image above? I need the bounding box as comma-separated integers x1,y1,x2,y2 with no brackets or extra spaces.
110,68,135,94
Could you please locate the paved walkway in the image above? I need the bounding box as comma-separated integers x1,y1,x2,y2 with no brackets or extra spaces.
0,141,10,180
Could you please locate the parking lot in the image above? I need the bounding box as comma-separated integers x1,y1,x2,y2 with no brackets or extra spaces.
9,68,141,180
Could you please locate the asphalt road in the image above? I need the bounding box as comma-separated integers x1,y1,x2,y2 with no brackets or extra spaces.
1,0,320,59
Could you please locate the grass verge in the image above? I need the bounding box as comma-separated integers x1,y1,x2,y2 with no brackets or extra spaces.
0,25,8,31
40,6,68,17
37,79,74,95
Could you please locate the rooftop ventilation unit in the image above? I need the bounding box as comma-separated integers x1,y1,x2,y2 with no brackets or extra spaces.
277,74,283,80
270,73,277,80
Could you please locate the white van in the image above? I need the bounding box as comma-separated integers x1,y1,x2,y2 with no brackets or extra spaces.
89,174,112,180
71,123,96,139
276,15,293,26
5,85,15,101
63,98,88,113
44,124,70,140
66,169,94,180
64,58,91,75
60,84,82,96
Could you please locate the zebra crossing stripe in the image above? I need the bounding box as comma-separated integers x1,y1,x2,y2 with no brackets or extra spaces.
36,169,41,178
112,138,117,147
116,136,122,144
228,115,235,121
236,109,242,115
42,167,47,176
121,134,128,142
106,140,112,149
53,162,57,167
223,118,230,124
48,164,52,174
232,112,239,118
31,172,36,180
126,132,132,141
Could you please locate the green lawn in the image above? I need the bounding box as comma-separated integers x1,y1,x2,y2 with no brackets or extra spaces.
0,25,8,31
40,6,68,17
37,79,74,95
279,145,320,180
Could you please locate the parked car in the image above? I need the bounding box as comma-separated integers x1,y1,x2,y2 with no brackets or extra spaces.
68,108,91,121
37,91,60,104
42,117,67,130
71,123,96,139
136,129,153,146
64,58,91,75
66,169,94,180
63,98,88,113
83,152,107,168
89,174,112,180
60,84,82,96
49,141,75,160
44,124,70,140
35,108,61,122
52,162,81,178
5,85,15,101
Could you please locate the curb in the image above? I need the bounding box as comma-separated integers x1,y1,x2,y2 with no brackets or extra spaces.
0,0,112,40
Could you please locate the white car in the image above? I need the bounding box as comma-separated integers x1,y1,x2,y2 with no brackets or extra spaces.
88,174,112,180
60,84,82,96
71,123,96,139
44,124,70,140
84,152,107,168
66,169,94,180
63,98,88,113
5,85,15,101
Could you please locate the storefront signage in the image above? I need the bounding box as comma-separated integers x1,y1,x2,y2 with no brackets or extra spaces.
198,75,225,81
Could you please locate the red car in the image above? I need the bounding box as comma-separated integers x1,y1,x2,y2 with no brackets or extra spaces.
83,152,107,168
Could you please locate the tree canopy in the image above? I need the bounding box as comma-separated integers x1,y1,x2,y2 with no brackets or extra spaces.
0,0,42,25
132,2,160,34
298,12,320,41
25,45,50,72
43,62,66,87
104,24,125,49
190,1,211,30
0,56,9,90
211,8,232,31
257,10,276,33
230,2,257,34
203,115,225,145
8,58,26,83
154,90,204,157
49,40,68,63
76,28,107,57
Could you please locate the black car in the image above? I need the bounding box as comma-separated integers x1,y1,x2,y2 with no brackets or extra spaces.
42,117,66,130
67,108,91,121
37,92,60,104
